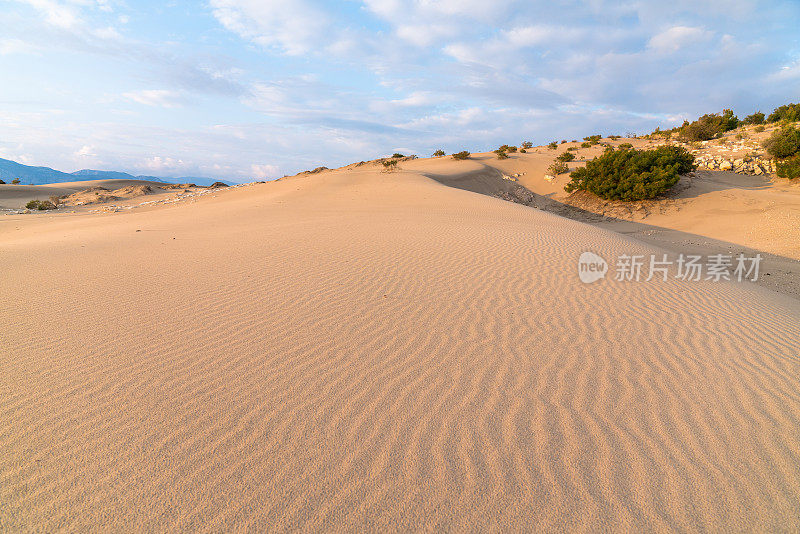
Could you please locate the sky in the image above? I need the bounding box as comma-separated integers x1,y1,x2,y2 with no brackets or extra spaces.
0,0,799,182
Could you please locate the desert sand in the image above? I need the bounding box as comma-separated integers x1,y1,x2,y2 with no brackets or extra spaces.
2,153,800,531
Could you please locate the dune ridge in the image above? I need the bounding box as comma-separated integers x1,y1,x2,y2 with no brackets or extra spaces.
2,167,799,531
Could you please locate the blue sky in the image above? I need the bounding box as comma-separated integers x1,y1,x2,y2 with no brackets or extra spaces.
0,0,798,182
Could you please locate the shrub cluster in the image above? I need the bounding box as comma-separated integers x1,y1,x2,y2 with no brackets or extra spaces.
581,141,591,148
433,149,445,157
679,109,739,141
583,134,602,144
494,149,509,160
392,153,404,158
382,159,398,170
767,103,800,123
521,141,533,149
556,152,575,162
26,199,57,210
777,157,800,180
452,151,470,160
762,126,800,159
548,161,569,175
564,146,695,201
618,142,633,149
547,141,558,150
743,112,765,125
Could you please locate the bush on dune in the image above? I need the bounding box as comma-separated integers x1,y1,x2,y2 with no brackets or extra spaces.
26,199,57,210
521,141,533,149
564,146,695,201
547,141,558,150
743,111,765,125
762,126,800,159
548,161,569,175
679,109,739,141
776,156,800,180
556,152,575,162
767,103,800,123
452,151,470,160
433,149,445,157
494,149,509,160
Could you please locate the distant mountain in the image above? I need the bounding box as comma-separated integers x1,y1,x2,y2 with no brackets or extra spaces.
0,158,234,187
0,158,74,184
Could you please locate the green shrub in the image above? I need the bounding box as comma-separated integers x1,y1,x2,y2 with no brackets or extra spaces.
581,142,591,148
584,134,601,144
618,142,633,149
754,125,765,133
11,178,20,185
561,140,567,144
521,141,533,149
767,103,800,123
494,149,508,160
564,146,695,201
547,141,558,150
26,199,57,210
519,148,527,153
498,144,517,153
762,126,800,159
548,161,569,175
382,159,398,170
452,151,470,160
776,155,800,179
556,152,575,162
567,147,578,151
743,112,765,125
392,153,404,158
679,109,739,141
433,149,445,157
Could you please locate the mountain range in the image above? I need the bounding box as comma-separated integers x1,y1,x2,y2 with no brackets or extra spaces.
0,158,233,186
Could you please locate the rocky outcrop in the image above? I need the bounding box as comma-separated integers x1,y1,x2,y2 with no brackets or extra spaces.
693,154,777,176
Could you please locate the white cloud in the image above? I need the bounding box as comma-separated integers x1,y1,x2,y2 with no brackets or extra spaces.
648,26,714,53
250,164,280,179
16,0,81,29
143,156,186,172
0,38,36,55
209,0,329,55
122,89,186,108
75,145,96,157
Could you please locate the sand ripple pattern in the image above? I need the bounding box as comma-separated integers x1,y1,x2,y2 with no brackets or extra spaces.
2,170,800,531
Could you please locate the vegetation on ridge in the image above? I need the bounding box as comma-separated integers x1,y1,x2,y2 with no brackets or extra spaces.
565,146,696,201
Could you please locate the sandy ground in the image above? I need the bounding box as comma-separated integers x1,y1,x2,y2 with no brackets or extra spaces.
2,159,800,531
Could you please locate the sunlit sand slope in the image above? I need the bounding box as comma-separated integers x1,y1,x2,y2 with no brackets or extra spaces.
2,168,799,531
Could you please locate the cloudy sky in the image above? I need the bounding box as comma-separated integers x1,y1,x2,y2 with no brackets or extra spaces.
0,0,798,181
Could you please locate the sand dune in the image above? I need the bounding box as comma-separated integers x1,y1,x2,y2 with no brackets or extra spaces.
2,164,800,530
0,179,180,210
